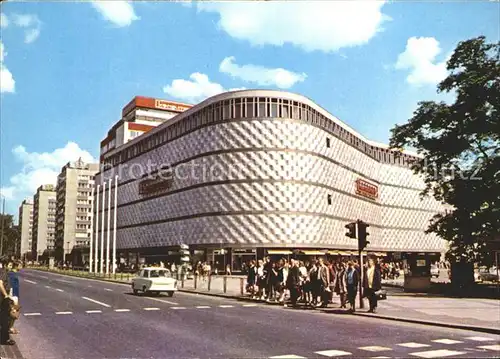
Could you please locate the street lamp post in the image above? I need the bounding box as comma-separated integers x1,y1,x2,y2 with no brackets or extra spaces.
112,175,118,274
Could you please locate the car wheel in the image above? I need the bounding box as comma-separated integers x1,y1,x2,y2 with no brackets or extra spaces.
166,291,174,297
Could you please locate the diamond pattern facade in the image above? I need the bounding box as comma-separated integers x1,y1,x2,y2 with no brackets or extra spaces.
95,91,447,253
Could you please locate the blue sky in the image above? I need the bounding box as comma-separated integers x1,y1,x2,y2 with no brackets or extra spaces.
0,0,498,216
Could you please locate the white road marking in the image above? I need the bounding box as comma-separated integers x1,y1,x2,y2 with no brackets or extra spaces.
432,339,463,345
371,357,391,359
171,307,186,310
219,305,234,308
24,313,42,316
104,288,113,292
242,303,258,307
196,306,211,309
314,349,352,357
359,346,392,352
82,296,111,308
465,336,496,342
24,279,37,284
87,285,93,288
141,297,178,305
44,285,51,289
269,355,307,359
56,288,64,292
55,279,74,283
143,307,160,311
55,311,72,315
398,343,431,348
85,310,102,314
114,309,130,312
478,344,500,351
410,349,466,358
39,275,49,279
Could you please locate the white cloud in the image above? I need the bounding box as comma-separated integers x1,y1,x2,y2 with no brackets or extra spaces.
163,72,244,104
0,42,15,93
395,37,448,87
0,13,8,28
219,56,306,89
11,13,42,43
92,1,139,27
24,28,41,44
196,1,389,52
1,142,96,203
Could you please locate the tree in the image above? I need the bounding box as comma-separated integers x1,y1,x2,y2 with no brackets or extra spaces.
389,36,500,266
0,214,20,258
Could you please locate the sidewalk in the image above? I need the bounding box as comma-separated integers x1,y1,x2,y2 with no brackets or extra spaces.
29,268,500,334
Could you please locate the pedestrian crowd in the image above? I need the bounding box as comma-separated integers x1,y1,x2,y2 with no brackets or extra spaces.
0,258,21,346
245,256,383,313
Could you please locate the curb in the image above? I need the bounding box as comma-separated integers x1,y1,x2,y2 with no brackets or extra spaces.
353,312,500,335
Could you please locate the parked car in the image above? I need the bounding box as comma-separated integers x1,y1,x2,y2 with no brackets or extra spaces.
477,267,499,282
430,265,440,278
132,267,178,296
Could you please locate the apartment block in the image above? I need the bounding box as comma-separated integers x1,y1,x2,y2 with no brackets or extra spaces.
55,158,99,262
32,184,57,257
18,199,33,259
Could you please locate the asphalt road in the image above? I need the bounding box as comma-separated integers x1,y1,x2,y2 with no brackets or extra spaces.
5,269,499,359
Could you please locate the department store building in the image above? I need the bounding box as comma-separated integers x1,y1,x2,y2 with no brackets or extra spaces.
94,90,447,271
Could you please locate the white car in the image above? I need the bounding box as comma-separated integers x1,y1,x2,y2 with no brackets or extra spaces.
132,268,178,297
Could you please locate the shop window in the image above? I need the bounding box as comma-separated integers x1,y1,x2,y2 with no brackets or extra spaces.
326,137,331,148
327,194,332,205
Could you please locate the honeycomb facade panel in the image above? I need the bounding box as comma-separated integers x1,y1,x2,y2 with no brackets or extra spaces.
95,90,447,254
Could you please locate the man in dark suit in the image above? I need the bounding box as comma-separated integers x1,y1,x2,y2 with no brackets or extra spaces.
363,257,382,313
286,259,301,307
316,258,330,308
345,261,359,312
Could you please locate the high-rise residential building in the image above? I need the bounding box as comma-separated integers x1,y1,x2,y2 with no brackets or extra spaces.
18,199,33,259
32,184,57,258
55,158,99,263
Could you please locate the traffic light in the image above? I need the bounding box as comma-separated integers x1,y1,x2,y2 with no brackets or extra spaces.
345,222,356,238
357,220,370,250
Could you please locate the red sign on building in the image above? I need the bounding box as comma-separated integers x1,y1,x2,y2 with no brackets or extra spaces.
355,179,378,200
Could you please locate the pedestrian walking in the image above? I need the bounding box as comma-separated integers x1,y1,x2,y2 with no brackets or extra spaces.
316,258,330,308
286,259,300,307
345,261,359,313
335,262,347,308
363,257,382,313
0,259,14,345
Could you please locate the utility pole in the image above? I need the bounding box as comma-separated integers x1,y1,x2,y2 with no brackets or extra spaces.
0,197,5,257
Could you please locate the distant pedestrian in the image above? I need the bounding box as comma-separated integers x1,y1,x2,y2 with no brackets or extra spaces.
316,258,330,308
335,262,347,309
363,257,382,313
345,261,359,313
286,259,300,307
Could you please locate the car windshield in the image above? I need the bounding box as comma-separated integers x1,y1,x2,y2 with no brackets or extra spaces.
149,270,171,278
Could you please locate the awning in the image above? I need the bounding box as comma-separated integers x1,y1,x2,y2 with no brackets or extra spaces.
328,251,340,255
301,250,326,256
267,250,292,255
